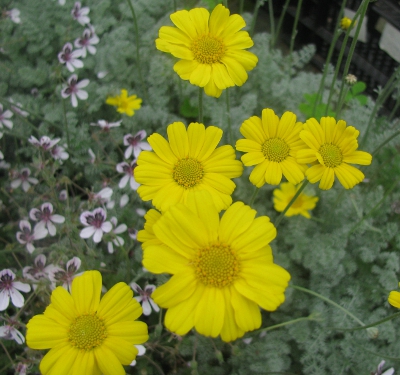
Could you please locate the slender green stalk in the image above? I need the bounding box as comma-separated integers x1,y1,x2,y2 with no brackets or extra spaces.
249,186,259,206
353,343,400,362
334,311,400,332
335,0,370,116
239,0,244,14
291,284,365,327
173,0,177,11
249,0,263,37
62,99,70,149
389,95,400,122
372,129,400,156
223,0,228,7
275,180,309,227
268,0,275,47
251,315,317,335
0,341,14,366
335,85,350,118
288,0,303,77
198,87,203,124
348,179,399,235
272,0,290,48
225,89,233,145
126,0,150,105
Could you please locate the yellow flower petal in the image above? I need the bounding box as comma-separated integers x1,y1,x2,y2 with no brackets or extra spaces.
174,59,200,80
220,287,245,342
167,122,189,158
26,315,68,349
146,133,178,165
388,291,400,308
334,163,365,189
170,10,198,39
187,122,206,159
249,159,269,187
230,288,261,332
264,161,283,185
40,344,79,375
319,167,335,190
71,271,101,315
221,55,248,86
94,345,126,375
190,63,212,87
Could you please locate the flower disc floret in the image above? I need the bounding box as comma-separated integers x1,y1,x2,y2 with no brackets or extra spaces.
191,35,225,64
262,138,290,162
173,158,204,188
68,313,107,350
318,143,343,167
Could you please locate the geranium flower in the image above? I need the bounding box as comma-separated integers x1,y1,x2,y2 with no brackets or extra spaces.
0,317,25,344
235,108,306,187
16,220,48,253
135,122,243,212
130,283,159,316
116,160,139,190
61,74,89,108
107,217,127,254
11,168,39,192
0,269,31,311
28,135,60,150
6,9,20,23
23,254,56,290
71,1,90,25
49,256,82,291
50,144,69,161
29,202,65,236
90,119,122,132
297,117,372,190
139,191,290,342
74,26,99,58
26,271,149,375
106,89,142,117
272,182,319,219
0,103,13,129
58,43,83,73
155,4,258,98
123,130,152,159
79,208,112,243
9,99,29,117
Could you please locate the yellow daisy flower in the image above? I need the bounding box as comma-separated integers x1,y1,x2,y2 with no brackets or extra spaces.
388,283,400,308
273,182,319,219
155,4,258,98
26,271,148,375
235,108,307,187
297,117,372,190
140,191,291,342
135,121,243,212
106,89,142,116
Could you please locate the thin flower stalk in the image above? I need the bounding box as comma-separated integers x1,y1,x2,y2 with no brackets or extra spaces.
288,0,303,78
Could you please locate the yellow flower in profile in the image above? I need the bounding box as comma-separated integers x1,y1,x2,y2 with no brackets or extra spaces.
388,283,400,308
297,117,372,190
155,4,258,98
273,182,318,219
135,121,243,212
26,271,148,375
235,108,307,187
340,17,355,31
140,191,291,342
106,89,142,116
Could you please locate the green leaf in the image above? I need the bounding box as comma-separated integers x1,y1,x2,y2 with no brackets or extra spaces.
351,81,367,95
356,94,368,106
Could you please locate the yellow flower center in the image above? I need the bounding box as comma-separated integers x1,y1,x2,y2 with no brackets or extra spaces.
191,34,226,65
319,143,343,168
68,313,107,351
173,158,204,188
193,243,240,288
262,138,290,162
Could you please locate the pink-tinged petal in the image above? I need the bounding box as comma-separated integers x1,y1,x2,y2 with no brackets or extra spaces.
129,177,140,190
80,226,96,239
47,221,57,236
22,181,30,192
12,281,31,293
141,300,152,316
29,208,41,221
71,94,78,108
77,79,90,89
10,179,22,189
26,243,35,254
34,225,48,240
93,229,104,243
119,175,129,188
10,288,25,308
51,214,65,224
101,221,112,233
124,146,133,159
0,291,10,311
76,90,88,100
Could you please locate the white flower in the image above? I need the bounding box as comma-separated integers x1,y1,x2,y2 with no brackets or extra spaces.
28,135,60,150
97,71,108,79
9,99,29,117
136,208,146,217
58,43,83,72
107,217,127,254
0,103,13,129
0,322,25,344
128,228,138,240
15,363,28,375
90,119,122,131
0,269,30,310
29,202,65,236
123,130,152,159
74,26,99,58
90,187,114,208
88,148,96,163
16,220,48,253
61,74,89,108
51,144,69,161
80,207,112,243
71,2,90,25
48,256,81,291
374,361,395,375
130,345,146,366
11,168,38,192
120,194,129,207
130,283,159,316
6,9,20,24
23,254,56,290
116,159,139,190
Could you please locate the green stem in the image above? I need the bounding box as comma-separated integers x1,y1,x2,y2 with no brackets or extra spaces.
272,0,290,48
268,0,275,47
226,89,232,145
389,95,400,122
126,0,150,105
239,0,244,14
334,311,400,332
249,0,263,37
372,129,400,156
335,85,350,118
0,341,14,366
348,179,399,235
198,87,203,124
249,186,259,206
291,284,365,327
251,314,318,336
173,0,177,11
353,343,400,362
288,0,303,78
335,0,370,115
275,180,309,228
222,0,228,7
62,99,70,149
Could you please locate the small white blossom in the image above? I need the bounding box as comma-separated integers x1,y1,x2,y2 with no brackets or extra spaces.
90,187,114,208
23,254,55,290
51,144,69,161
29,202,65,236
130,283,159,316
97,71,108,79
58,43,83,72
80,208,112,243
10,168,38,192
0,320,25,344
9,99,29,117
16,220,48,253
120,194,129,207
116,160,139,190
0,269,30,310
74,26,99,58
28,135,60,150
90,119,122,131
0,103,13,129
128,228,138,240
374,361,395,375
71,2,90,25
123,130,152,159
49,256,82,291
136,208,146,217
107,217,127,254
6,9,20,24
61,74,89,108
130,345,146,366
